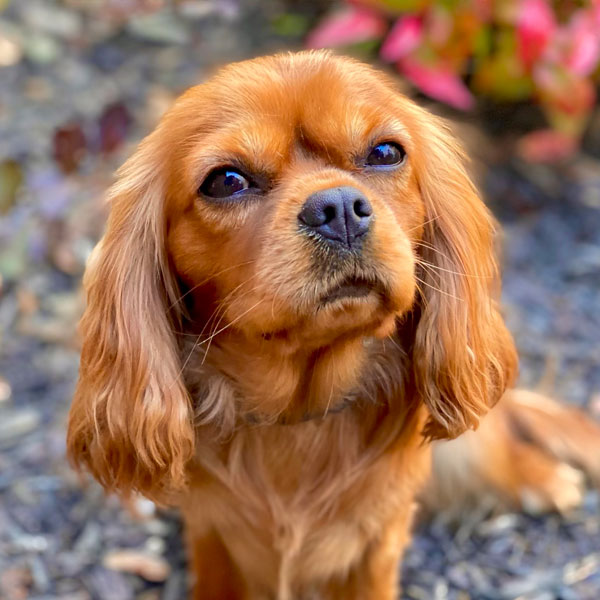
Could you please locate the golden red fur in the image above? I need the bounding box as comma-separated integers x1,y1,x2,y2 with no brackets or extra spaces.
67,51,600,599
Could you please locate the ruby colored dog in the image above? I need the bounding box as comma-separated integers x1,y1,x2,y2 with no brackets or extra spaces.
68,52,600,599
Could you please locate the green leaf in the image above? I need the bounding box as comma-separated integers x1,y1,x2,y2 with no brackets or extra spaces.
271,13,310,37
378,0,429,13
347,38,382,57
0,160,23,215
473,26,492,59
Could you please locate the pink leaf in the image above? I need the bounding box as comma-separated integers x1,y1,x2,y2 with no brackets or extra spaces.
380,16,422,62
591,0,600,27
306,8,387,49
565,13,600,76
399,58,475,111
517,0,556,68
568,32,600,76
534,64,596,116
473,0,493,21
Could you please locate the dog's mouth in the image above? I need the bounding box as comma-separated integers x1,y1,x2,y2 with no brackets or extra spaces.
320,276,379,305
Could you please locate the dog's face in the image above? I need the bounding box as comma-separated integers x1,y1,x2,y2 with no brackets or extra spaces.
167,56,424,350
67,52,516,499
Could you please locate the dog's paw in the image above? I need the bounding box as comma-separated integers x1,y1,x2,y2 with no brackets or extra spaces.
520,462,585,515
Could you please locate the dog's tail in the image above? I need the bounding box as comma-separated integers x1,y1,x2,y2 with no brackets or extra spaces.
421,389,600,517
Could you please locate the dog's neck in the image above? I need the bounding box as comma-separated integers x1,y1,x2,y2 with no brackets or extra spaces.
183,326,410,429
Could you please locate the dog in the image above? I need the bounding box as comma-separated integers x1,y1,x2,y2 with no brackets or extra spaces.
67,51,600,599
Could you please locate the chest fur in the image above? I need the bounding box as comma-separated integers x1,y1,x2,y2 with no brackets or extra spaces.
181,409,430,594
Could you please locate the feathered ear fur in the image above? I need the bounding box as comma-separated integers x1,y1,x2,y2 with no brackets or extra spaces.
66,125,194,501
408,109,517,440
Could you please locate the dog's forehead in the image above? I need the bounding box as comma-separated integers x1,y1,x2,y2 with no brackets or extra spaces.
209,51,391,108
194,52,408,156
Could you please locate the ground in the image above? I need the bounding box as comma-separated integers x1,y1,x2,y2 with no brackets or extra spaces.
1,1,599,599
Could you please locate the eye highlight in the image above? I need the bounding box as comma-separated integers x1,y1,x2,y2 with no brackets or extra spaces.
198,167,253,199
365,142,406,168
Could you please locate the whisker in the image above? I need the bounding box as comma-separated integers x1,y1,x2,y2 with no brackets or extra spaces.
413,240,451,261
175,275,260,379
415,275,462,301
417,257,488,279
198,279,263,365
168,259,255,309
406,214,440,234
413,281,429,308
197,278,267,365
201,309,228,365
199,298,265,347
200,278,268,365
385,335,403,354
416,261,443,286
323,351,336,419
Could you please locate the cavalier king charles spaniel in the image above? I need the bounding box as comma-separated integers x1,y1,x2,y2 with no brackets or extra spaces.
67,51,600,599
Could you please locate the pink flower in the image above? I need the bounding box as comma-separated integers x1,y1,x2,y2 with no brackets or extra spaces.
399,58,475,111
305,8,387,49
517,0,556,68
380,16,422,62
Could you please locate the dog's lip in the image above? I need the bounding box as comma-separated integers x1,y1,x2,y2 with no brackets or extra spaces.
320,276,378,304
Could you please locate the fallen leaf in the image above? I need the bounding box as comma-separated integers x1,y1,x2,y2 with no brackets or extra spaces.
0,160,24,214
0,32,22,67
53,123,86,173
103,550,171,582
99,103,131,154
0,376,11,404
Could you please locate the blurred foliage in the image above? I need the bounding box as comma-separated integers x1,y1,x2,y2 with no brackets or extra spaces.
307,0,600,162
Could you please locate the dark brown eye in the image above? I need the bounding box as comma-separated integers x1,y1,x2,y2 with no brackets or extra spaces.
365,142,406,167
199,168,252,199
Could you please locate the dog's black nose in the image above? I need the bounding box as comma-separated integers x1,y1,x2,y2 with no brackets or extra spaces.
298,186,372,249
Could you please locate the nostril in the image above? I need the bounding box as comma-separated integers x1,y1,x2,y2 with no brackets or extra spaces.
352,198,371,217
323,205,337,224
353,198,372,218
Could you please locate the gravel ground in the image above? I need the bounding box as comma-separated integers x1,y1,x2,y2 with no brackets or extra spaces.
1,2,599,599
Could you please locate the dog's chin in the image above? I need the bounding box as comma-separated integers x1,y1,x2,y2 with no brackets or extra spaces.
250,277,402,350
223,270,413,352
319,276,378,306
309,273,414,343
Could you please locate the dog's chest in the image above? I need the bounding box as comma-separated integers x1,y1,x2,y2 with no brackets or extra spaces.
184,414,429,592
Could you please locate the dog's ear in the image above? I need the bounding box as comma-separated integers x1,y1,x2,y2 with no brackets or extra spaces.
66,123,194,501
408,109,517,440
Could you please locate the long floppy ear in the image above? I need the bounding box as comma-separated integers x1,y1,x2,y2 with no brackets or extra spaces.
66,126,194,501
409,109,518,440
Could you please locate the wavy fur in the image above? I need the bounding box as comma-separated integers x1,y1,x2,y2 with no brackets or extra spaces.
67,52,596,600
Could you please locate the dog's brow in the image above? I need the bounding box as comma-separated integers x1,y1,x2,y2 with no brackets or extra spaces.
370,120,411,145
190,122,289,177
336,110,410,150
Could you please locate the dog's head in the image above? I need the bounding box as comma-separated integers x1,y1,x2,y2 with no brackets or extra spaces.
67,51,516,498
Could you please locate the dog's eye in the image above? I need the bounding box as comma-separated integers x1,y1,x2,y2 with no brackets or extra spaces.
365,142,406,167
199,168,252,199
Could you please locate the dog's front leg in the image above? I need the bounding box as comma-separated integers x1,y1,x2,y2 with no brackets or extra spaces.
186,528,246,600
319,511,413,600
